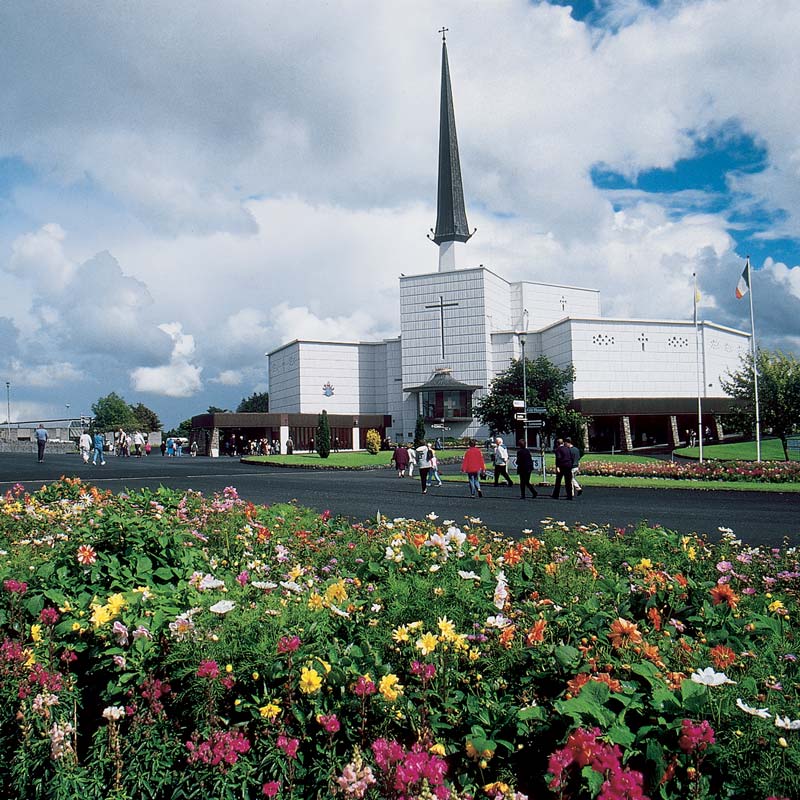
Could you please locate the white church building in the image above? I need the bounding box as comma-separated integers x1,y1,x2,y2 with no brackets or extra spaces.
267,37,749,452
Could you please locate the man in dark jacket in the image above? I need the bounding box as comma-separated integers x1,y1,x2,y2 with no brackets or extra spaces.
551,438,574,500
516,439,538,499
565,436,583,496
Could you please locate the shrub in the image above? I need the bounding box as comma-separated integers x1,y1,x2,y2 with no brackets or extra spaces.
365,429,381,455
316,410,331,459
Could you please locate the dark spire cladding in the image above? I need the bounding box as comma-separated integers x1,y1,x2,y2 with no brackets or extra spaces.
432,38,473,245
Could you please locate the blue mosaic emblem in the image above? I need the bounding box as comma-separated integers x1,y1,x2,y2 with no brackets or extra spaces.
322,382,335,397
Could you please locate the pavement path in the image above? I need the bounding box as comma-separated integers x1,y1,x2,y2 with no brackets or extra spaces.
0,452,797,547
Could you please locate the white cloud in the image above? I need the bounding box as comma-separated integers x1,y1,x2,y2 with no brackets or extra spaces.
131,323,202,398
211,370,243,386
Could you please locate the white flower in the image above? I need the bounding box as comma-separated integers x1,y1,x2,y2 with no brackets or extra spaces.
690,667,736,686
736,698,771,719
198,574,226,591
426,512,439,520
429,564,441,572
775,716,800,730
102,705,126,721
279,580,303,594
458,570,480,580
371,603,382,613
251,581,278,590
209,600,236,615
329,604,350,618
493,570,509,610
486,614,511,629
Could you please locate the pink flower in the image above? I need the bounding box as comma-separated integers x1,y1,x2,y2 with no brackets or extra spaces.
277,635,301,654
353,676,377,697
40,607,60,625
197,659,220,679
276,734,299,759
76,544,97,565
3,578,28,594
678,719,715,753
236,570,249,587
262,781,280,797
318,713,340,733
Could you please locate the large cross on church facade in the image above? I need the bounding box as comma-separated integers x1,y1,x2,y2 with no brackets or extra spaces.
425,295,459,358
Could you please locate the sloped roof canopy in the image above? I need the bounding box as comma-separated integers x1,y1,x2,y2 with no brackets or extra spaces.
403,369,482,394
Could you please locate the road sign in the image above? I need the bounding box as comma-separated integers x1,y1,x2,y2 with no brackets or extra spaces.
512,399,525,409
514,413,526,421
526,406,546,414
526,420,545,428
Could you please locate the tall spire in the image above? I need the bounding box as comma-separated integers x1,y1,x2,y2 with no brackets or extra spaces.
430,30,473,271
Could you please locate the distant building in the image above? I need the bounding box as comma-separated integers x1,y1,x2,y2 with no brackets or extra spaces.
267,37,747,452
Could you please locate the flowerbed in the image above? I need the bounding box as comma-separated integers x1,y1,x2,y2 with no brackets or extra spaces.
581,458,800,483
0,478,799,799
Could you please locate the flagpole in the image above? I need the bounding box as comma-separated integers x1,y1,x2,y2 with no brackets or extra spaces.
693,272,703,463
746,257,762,462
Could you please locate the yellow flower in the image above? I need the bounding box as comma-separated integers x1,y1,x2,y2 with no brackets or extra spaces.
24,649,36,668
416,631,438,656
308,593,324,611
429,743,446,756
259,702,281,720
635,558,652,572
299,666,323,695
90,604,114,628
288,564,304,581
466,740,479,759
71,622,82,632
469,648,481,661
225,663,233,673
769,600,785,613
687,545,697,561
407,620,423,631
545,562,558,576
437,616,457,641
379,673,404,702
325,580,348,604
106,593,127,616
252,672,259,680
315,657,331,674
30,624,42,643
392,625,410,643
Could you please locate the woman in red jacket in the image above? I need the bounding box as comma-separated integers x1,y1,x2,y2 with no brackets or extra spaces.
461,439,486,498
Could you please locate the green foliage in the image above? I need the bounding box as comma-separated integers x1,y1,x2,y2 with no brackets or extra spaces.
364,428,381,455
236,392,269,413
167,418,193,439
130,401,162,432
473,355,588,441
1,480,800,799
722,348,800,459
414,415,426,447
316,409,331,458
91,392,137,431
206,406,228,414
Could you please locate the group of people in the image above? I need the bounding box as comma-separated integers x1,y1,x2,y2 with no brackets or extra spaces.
114,428,150,457
390,442,444,494
78,430,108,466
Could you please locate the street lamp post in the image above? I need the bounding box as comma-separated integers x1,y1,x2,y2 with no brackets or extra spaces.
5,382,10,441
518,309,529,447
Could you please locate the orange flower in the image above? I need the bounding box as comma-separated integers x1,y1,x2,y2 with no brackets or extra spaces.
709,644,736,670
640,642,665,669
525,619,547,645
498,625,516,649
566,671,623,696
647,606,662,631
503,546,523,566
710,584,739,609
608,618,642,649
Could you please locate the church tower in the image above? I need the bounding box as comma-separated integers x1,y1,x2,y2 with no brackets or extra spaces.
430,29,473,272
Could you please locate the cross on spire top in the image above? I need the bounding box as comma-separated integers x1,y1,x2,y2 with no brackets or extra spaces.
438,27,448,42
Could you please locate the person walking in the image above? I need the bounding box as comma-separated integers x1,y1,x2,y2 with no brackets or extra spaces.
516,439,538,499
92,431,106,466
286,436,294,455
34,424,48,462
406,444,416,478
493,437,514,487
160,439,167,457
416,442,434,494
551,438,574,500
390,443,409,477
566,436,582,496
79,430,92,463
427,445,443,488
461,439,485,498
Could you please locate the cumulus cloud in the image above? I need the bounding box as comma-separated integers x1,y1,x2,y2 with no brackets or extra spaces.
0,0,799,423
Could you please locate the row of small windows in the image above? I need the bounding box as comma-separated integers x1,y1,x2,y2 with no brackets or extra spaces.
591,333,690,351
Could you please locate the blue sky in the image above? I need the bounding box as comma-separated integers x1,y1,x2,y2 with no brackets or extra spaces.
0,0,798,427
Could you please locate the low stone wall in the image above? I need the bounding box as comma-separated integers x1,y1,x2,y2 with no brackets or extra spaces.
0,441,77,455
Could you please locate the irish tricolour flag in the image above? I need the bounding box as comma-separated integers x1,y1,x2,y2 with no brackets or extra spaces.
735,259,750,299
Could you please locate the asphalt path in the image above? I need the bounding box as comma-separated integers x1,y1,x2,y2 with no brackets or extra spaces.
0,452,797,548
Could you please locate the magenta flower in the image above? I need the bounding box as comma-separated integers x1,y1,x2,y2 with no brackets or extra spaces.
40,607,60,625
353,675,377,697
276,734,299,759
236,570,249,587
262,781,280,797
318,713,340,733
3,579,28,594
277,635,301,654
197,659,220,679
678,719,715,753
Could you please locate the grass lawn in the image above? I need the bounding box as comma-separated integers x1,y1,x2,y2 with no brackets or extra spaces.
674,437,788,461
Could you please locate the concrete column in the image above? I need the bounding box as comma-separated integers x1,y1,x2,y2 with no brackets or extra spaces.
620,416,633,452
669,415,680,449
352,426,361,451
210,427,220,458
580,421,589,451
280,424,289,453
713,415,724,441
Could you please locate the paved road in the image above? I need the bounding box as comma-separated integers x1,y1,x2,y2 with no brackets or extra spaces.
0,452,797,547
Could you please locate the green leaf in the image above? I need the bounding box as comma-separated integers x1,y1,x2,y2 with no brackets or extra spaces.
555,644,581,669
555,681,615,727
152,567,175,581
518,705,546,721
607,722,636,747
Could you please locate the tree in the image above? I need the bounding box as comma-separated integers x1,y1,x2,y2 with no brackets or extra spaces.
207,406,228,414
91,392,137,431
130,402,162,432
721,349,800,460
166,418,193,439
316,410,331,458
237,392,269,413
414,415,426,447
473,355,588,447
365,429,381,455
